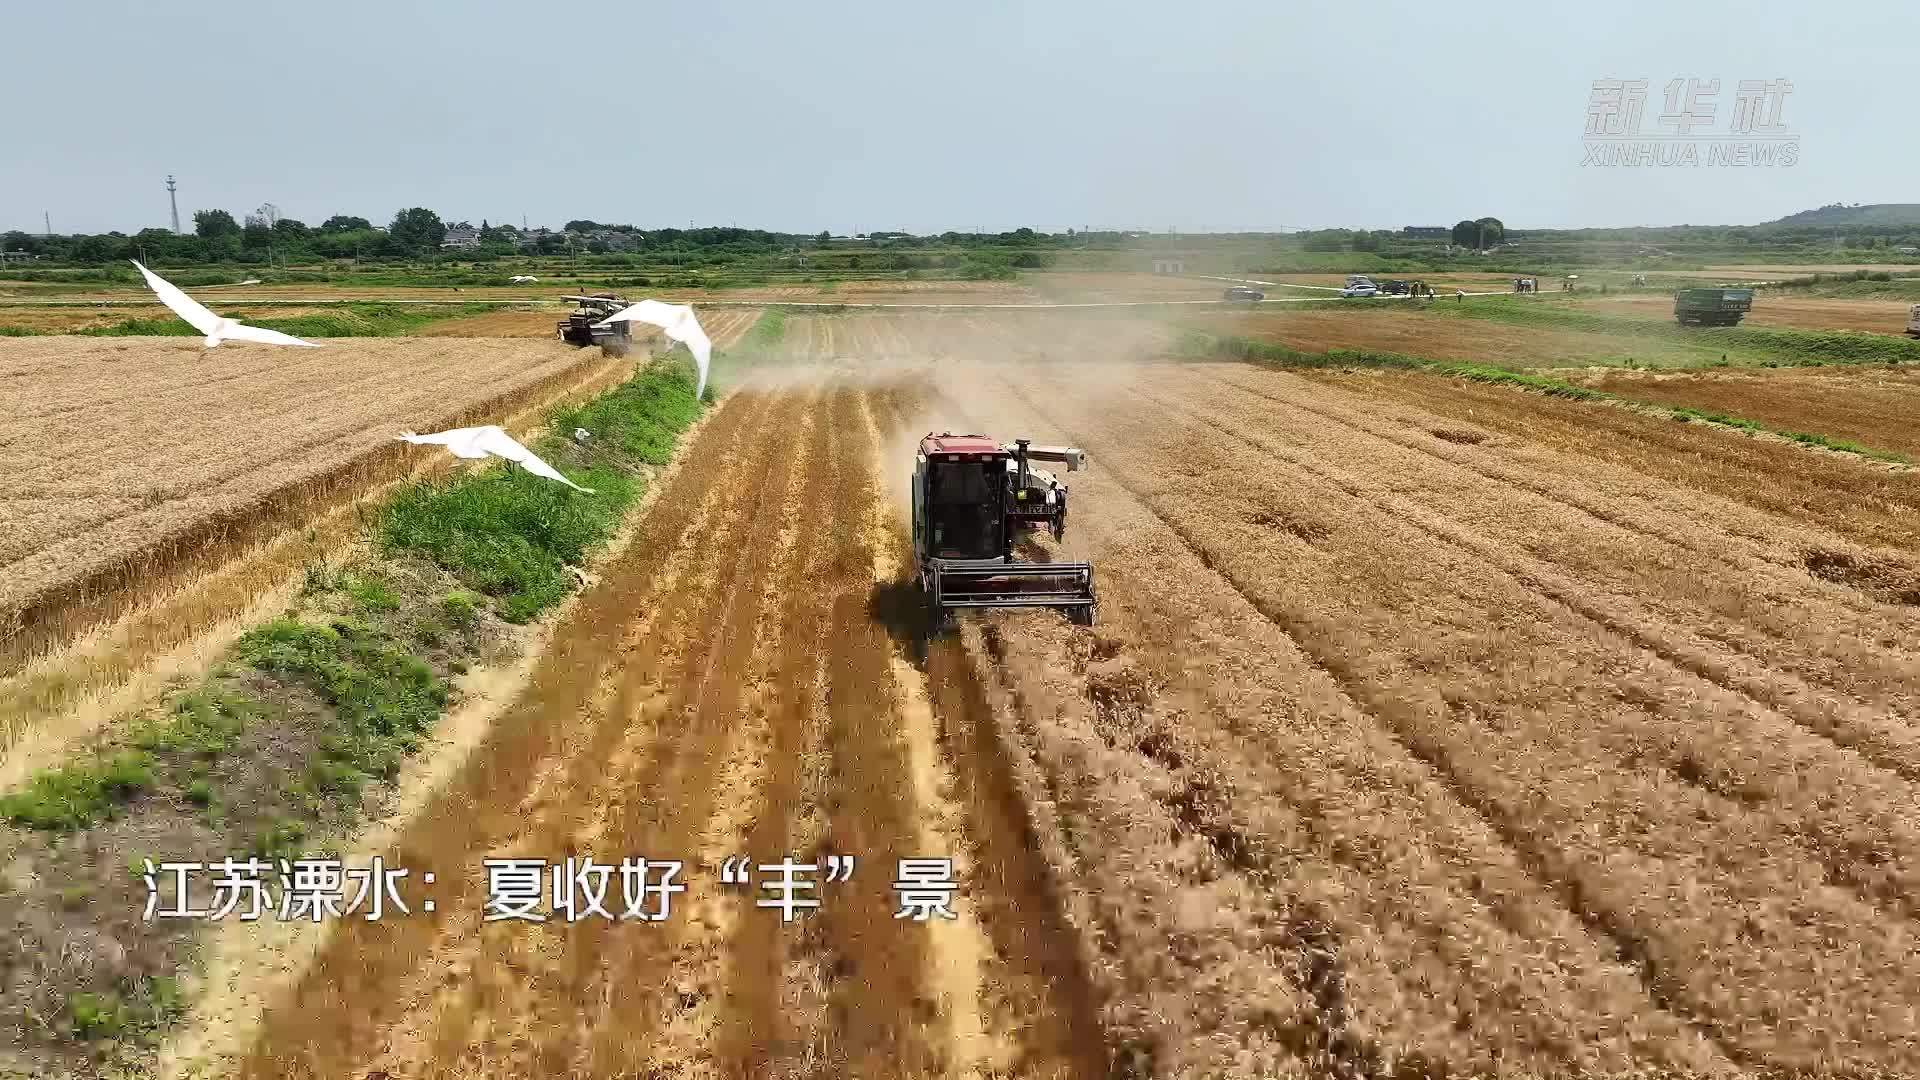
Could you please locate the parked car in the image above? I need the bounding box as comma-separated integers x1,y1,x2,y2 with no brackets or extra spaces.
1340,282,1379,298
1224,285,1266,302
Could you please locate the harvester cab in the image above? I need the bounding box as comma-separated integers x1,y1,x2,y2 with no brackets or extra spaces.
912,433,1097,629
557,293,635,357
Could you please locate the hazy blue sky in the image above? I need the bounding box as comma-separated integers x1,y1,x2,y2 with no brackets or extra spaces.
2,1,1911,235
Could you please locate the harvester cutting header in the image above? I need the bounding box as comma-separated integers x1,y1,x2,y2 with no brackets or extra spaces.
912,433,1097,628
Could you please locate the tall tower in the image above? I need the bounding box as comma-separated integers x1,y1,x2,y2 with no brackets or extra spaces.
167,175,181,234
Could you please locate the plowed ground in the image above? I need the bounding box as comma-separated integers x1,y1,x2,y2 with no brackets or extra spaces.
233,313,1920,1079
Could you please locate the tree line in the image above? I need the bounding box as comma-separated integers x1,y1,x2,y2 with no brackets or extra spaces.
2,212,1110,267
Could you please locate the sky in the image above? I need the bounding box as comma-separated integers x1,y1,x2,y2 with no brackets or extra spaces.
2,1,1913,235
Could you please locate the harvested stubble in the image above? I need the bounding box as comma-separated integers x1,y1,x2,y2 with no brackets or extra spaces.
1315,367,1920,552
52,311,1920,1079
1571,364,1920,459
886,311,1920,1075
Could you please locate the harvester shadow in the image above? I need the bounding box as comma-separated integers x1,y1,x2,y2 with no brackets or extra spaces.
867,578,935,665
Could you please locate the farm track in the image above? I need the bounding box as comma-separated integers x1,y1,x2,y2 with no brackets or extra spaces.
197,311,1920,1077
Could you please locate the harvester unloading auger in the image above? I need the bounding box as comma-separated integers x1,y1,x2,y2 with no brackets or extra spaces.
912,433,1097,629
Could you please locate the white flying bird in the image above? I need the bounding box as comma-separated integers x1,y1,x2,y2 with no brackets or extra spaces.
594,299,712,397
396,425,595,493
509,275,539,284
130,260,320,348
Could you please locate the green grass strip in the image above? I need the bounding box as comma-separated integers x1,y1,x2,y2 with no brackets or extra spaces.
0,751,156,831
2,355,708,841
378,360,703,621
233,618,446,789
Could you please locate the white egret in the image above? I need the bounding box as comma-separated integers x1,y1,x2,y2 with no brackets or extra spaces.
130,260,319,348
593,299,712,397
396,425,595,493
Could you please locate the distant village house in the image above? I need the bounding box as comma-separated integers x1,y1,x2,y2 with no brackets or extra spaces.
440,223,481,250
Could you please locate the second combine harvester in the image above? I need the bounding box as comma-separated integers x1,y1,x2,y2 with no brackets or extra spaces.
912,433,1098,629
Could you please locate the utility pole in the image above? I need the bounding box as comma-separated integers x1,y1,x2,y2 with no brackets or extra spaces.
43,211,51,237
167,175,181,234
258,203,281,268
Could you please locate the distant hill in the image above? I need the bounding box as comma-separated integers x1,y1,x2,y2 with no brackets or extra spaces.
1767,203,1920,227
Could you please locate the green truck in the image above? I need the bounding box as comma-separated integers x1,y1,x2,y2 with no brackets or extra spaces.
1673,287,1754,326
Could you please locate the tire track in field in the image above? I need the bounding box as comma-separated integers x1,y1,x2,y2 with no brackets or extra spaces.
531,385,816,1077
910,347,1732,1076
179,387,771,1079
233,387,794,1077
965,361,1759,1064
766,322,1109,1077
970,345,1920,1070
350,389,789,1077
857,380,1103,1080
239,355,1104,1077
1189,364,1920,720
1096,372,1920,916
709,375,844,1078
560,381,824,1077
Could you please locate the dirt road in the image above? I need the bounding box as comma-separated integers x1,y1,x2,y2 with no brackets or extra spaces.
230,313,1920,1078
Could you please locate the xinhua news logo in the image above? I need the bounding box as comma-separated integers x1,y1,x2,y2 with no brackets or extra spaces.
1582,78,1799,167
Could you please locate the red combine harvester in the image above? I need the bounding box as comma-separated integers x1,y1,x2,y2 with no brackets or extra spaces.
912,432,1097,629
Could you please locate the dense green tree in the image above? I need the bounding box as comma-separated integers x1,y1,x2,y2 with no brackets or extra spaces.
319,215,372,232
273,218,310,238
388,207,446,253
194,209,239,238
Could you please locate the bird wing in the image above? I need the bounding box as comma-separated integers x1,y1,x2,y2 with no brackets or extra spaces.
131,260,222,336
398,425,494,458
592,299,685,330
223,322,322,347
594,300,711,397
468,427,595,492
679,318,712,398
